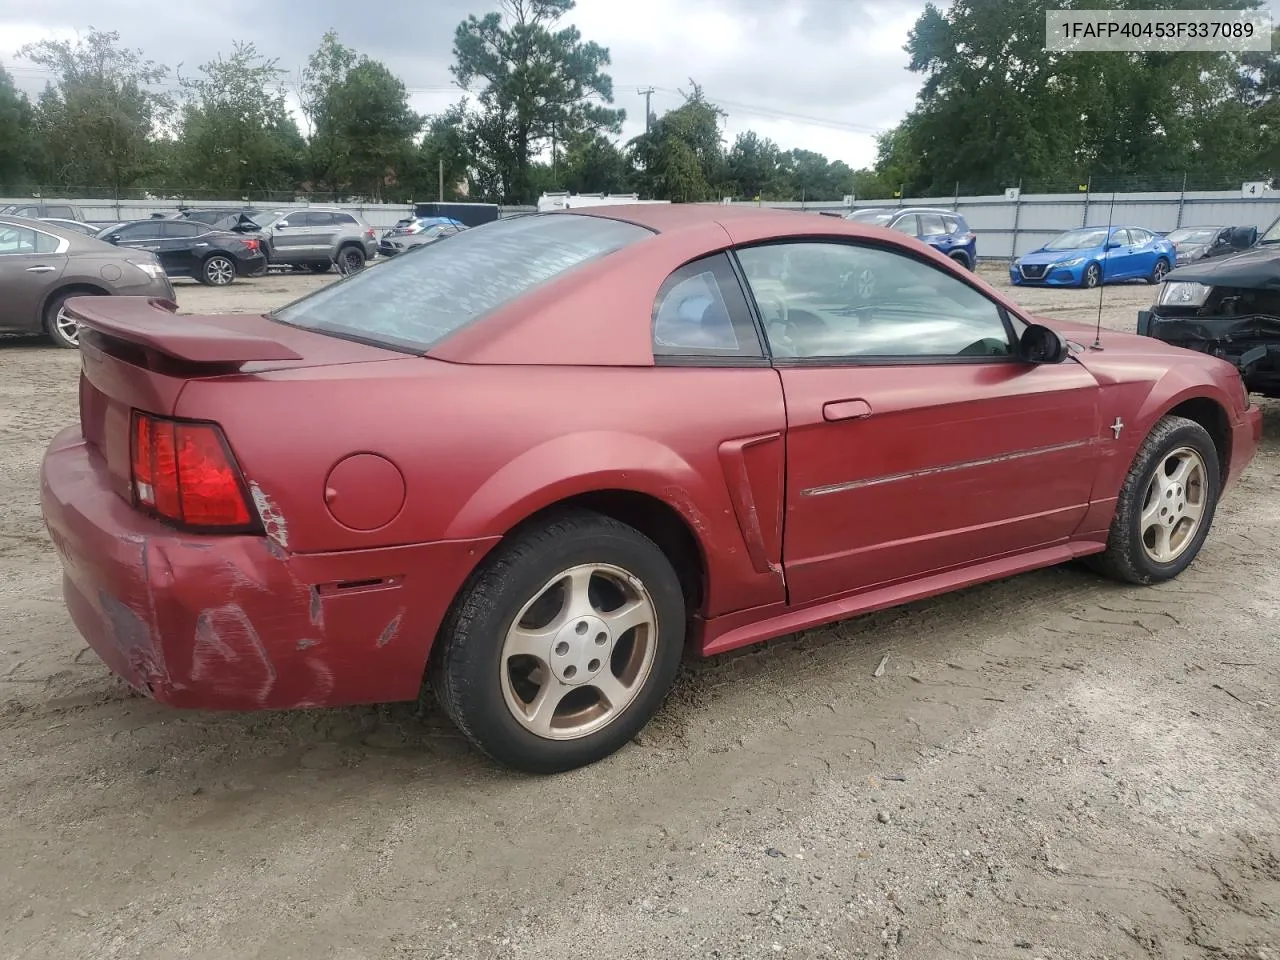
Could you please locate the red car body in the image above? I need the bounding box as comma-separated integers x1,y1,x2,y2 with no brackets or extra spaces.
41,205,1261,715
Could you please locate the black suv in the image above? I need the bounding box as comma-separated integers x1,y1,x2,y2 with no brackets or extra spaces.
96,219,268,286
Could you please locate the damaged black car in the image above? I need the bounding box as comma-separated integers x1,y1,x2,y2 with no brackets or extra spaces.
1137,220,1280,395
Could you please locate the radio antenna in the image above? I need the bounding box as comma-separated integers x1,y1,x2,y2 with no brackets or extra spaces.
1091,186,1117,351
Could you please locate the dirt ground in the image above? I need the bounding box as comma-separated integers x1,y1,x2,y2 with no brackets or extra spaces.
2,266,1278,960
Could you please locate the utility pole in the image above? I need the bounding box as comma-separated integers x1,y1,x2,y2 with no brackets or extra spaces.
639,87,655,134
438,157,444,202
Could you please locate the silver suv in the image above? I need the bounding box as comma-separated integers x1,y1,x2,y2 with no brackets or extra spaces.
258,208,378,273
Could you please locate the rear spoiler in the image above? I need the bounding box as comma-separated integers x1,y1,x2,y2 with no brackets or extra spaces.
67,296,303,364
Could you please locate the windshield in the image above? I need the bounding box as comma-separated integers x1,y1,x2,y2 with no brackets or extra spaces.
1045,228,1110,250
1166,227,1219,245
271,213,652,352
846,210,895,226
1259,217,1280,244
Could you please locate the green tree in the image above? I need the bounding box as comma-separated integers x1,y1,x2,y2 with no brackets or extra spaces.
302,31,421,198
561,132,631,194
452,0,624,203
629,82,725,201
405,103,473,201
19,28,173,195
726,131,783,199
0,63,37,191
176,42,305,198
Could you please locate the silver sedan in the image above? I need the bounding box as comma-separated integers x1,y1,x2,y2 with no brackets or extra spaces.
0,215,174,348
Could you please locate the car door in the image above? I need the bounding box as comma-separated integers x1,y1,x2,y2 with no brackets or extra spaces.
107,222,165,257
267,211,311,260
916,212,951,252
734,239,1102,606
0,223,68,333
308,212,341,256
889,214,920,241
1126,228,1158,276
1103,228,1137,280
158,220,208,276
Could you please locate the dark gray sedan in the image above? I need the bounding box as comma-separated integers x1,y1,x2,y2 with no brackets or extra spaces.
0,215,174,348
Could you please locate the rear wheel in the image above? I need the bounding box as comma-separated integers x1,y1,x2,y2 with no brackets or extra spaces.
1148,257,1170,285
200,254,236,286
338,245,367,273
430,510,686,774
43,289,100,349
1088,415,1220,585
949,251,972,270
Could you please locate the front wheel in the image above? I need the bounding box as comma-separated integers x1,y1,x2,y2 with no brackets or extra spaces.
1147,257,1170,285
200,254,236,286
1082,263,1102,289
430,510,686,774
1088,415,1220,585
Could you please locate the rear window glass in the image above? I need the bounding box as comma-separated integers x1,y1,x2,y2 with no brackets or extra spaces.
271,213,652,352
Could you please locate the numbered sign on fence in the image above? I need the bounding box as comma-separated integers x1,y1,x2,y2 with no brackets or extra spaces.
1242,181,1268,198
1004,187,1021,201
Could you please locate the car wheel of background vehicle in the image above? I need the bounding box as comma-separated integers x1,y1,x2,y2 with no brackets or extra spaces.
430,509,686,774
1087,414,1220,585
1082,263,1102,289
308,262,331,274
949,251,971,270
339,246,366,273
201,255,236,286
1147,257,1170,285
43,289,101,349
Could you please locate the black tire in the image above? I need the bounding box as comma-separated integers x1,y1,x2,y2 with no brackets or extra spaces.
247,260,269,278
430,509,686,774
43,289,99,349
200,254,236,286
1147,257,1170,285
1082,263,1102,289
308,262,331,274
338,245,367,273
1087,415,1221,585
949,251,972,270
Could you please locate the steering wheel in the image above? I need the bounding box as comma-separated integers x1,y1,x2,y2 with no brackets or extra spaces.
756,290,789,327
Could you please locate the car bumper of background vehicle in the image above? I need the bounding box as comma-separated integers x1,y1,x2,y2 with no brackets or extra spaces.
236,253,268,276
1009,265,1085,287
39,426,499,711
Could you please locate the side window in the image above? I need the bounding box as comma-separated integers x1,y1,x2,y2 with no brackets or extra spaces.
113,223,159,241
917,213,948,236
890,214,919,237
652,252,763,361
46,206,75,219
0,225,38,253
13,206,38,217
308,212,336,227
736,241,1013,361
336,213,359,225
1112,229,1132,247
942,216,960,235
1130,228,1151,245
162,221,204,238
33,230,60,254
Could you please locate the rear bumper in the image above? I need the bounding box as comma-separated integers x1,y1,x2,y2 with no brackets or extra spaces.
40,426,498,711
235,252,268,276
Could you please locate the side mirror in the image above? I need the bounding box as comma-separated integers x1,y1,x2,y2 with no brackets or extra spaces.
1105,239,1122,250
105,234,120,244
1018,323,1069,364
275,221,289,229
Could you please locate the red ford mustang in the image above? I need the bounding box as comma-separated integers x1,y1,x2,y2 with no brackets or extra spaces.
40,205,1262,773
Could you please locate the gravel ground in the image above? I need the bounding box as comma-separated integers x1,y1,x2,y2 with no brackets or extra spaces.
1,267,1277,960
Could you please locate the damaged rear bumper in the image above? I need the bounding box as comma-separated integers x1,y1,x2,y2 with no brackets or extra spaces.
39,426,498,711
1139,309,1280,392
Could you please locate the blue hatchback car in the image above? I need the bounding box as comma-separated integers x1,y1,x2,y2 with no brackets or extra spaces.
1011,225,1175,289
844,207,978,269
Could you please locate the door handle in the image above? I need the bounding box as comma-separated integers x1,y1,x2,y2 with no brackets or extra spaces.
26,265,56,273
823,398,873,421
193,242,209,247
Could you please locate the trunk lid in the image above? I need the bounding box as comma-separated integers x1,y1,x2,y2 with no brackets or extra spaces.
70,295,406,501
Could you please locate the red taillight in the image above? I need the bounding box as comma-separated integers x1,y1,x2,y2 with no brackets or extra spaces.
130,412,254,529
240,238,260,252
365,228,376,239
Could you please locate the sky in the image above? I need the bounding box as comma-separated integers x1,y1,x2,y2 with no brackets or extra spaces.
0,0,934,169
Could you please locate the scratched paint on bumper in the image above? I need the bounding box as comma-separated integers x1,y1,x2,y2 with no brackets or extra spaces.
40,425,498,711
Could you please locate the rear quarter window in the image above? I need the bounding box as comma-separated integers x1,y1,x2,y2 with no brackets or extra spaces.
271,213,652,352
